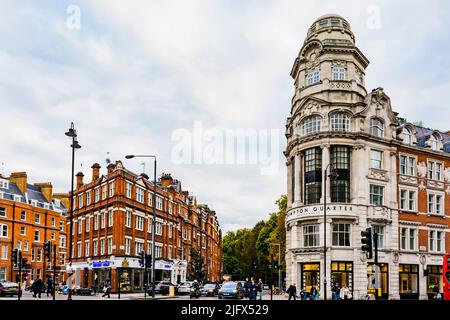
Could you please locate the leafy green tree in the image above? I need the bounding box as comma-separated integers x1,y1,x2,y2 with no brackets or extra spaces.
189,248,205,281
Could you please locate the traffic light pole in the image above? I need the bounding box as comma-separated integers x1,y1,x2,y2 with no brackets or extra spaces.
18,251,22,301
270,254,273,301
53,244,56,301
373,233,379,300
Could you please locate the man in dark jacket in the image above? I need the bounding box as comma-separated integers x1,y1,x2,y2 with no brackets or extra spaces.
287,283,297,300
32,276,44,298
244,278,250,299
46,276,54,297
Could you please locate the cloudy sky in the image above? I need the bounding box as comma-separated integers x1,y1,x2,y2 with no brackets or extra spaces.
1,0,450,232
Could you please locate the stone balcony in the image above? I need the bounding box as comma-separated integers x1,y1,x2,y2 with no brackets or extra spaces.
367,206,392,224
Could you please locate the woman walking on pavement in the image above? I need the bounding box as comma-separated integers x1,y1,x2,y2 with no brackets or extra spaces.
102,280,111,298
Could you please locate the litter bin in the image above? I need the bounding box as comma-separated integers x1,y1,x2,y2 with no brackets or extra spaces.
169,285,175,297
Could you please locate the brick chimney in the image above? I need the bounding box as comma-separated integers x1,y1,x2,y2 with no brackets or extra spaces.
34,182,53,202
76,172,84,188
107,163,116,176
160,173,173,187
91,163,101,181
9,172,27,194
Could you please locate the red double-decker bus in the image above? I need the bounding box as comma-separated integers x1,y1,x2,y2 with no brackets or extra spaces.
444,254,450,300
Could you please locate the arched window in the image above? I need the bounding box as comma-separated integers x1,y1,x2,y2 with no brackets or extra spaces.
300,115,322,136
330,113,350,132
429,134,440,151
403,127,414,145
370,118,384,137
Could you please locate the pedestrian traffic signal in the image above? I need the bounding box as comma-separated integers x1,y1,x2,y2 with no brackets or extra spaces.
11,249,18,266
145,254,152,268
361,227,373,259
44,241,52,262
138,251,145,267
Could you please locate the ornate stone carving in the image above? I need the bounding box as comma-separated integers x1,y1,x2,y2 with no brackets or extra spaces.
367,168,389,182
370,87,388,110
332,60,347,67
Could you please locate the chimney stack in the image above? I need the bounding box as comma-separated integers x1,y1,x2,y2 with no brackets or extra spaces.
107,163,115,176
9,172,27,194
91,163,101,181
76,172,84,188
53,193,70,209
34,182,53,202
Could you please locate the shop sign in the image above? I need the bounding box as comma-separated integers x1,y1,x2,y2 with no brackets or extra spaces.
92,261,111,268
287,204,357,222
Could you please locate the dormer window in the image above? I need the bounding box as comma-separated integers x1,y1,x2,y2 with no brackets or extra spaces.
429,134,440,151
330,112,350,132
332,67,345,81
306,70,320,85
403,127,414,145
370,118,384,137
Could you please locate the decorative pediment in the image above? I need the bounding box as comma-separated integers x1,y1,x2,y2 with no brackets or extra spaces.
358,87,399,125
292,96,328,119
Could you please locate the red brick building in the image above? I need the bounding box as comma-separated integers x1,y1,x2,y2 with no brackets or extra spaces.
68,161,222,292
0,172,68,285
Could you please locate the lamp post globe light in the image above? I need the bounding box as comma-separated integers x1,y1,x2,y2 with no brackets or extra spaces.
125,154,157,298
65,122,81,301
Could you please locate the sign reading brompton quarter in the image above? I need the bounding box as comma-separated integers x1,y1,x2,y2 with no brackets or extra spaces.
286,204,357,221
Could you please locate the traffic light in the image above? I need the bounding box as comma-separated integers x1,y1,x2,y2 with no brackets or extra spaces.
138,251,145,267
21,258,29,269
273,261,279,270
145,254,152,269
44,241,52,262
252,258,257,271
361,227,373,259
11,249,18,266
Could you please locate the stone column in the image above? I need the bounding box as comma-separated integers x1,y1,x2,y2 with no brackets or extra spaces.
295,154,302,203
419,264,428,300
291,222,298,250
389,262,400,299
321,144,331,203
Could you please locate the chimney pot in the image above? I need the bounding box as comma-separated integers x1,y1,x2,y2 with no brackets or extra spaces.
76,172,84,188
91,163,101,181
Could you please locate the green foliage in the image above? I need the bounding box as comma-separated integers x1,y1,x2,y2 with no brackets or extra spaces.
222,195,287,282
189,248,205,281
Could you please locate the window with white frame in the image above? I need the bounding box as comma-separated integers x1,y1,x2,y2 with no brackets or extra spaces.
85,240,90,256
169,225,173,238
168,245,173,259
155,244,162,258
31,248,35,261
101,212,106,229
78,219,82,234
400,189,416,211
125,237,131,255
400,155,416,176
107,237,112,254
403,127,414,145
169,202,172,214
126,182,132,198
135,240,144,255
429,230,444,253
16,240,22,251
51,232,55,240
148,192,153,207
299,115,322,136
125,211,132,228
147,218,152,233
156,197,163,210
427,161,442,181
372,225,385,248
429,135,440,151
51,217,56,227
136,216,144,231
60,235,66,248
100,238,105,255
34,230,40,242
77,242,82,258
20,226,26,236
86,191,91,206
330,113,350,132
370,150,383,169
101,185,106,200
1,245,8,260
306,70,320,85
94,188,100,202
93,239,98,256
24,241,29,251
37,248,42,261
332,223,350,247
147,241,152,255
155,221,163,235
94,214,99,230
86,217,90,232
332,67,345,80
109,181,114,197
370,185,384,206
302,224,319,247
108,210,113,227
20,211,26,220
35,214,41,224
400,227,417,251
78,194,83,208
0,207,6,217
0,225,6,238
136,187,144,203
370,118,384,137
428,193,444,215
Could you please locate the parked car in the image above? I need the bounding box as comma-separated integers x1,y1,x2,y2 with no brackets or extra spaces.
218,281,244,299
201,283,220,297
0,281,20,297
177,281,194,295
151,281,177,295
263,284,269,290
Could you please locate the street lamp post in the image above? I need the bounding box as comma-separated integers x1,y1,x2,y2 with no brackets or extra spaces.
323,164,338,301
269,243,281,293
65,122,81,301
125,154,157,298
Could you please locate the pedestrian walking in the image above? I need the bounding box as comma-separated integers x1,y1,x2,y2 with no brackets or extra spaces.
32,276,44,298
287,283,297,300
257,279,263,300
102,280,111,298
244,278,250,299
46,276,54,297
340,284,350,300
250,279,257,300
309,286,318,300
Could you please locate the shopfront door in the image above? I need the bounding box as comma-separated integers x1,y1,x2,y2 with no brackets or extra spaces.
301,263,320,296
331,262,353,297
367,263,389,299
399,264,419,300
